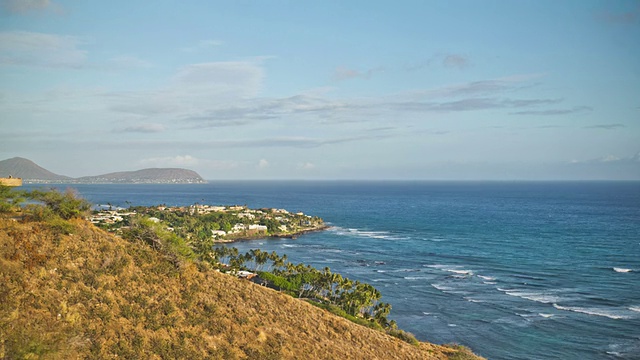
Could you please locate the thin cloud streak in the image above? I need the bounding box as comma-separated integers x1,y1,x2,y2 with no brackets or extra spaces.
0,31,88,68
510,106,593,116
584,124,625,130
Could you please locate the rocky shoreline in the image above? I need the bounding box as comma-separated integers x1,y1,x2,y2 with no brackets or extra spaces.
221,224,330,242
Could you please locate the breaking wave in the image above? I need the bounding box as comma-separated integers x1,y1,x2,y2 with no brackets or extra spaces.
330,227,408,240
552,304,630,320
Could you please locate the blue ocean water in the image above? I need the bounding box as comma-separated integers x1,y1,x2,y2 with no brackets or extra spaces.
24,181,640,360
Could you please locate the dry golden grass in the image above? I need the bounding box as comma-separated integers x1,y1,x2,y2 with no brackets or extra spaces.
0,216,483,359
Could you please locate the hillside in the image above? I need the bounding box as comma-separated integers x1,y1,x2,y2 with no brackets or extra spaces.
0,157,71,182
0,157,206,184
0,212,481,359
76,168,206,184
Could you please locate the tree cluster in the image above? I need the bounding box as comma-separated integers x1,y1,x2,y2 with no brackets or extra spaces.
211,247,394,331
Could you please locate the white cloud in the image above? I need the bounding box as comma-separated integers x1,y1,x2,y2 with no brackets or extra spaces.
173,61,263,95
1,0,57,13
333,66,384,81
298,162,315,170
140,155,200,167
107,60,265,117
115,123,166,133
257,159,269,169
405,53,471,71
442,54,470,69
0,31,87,68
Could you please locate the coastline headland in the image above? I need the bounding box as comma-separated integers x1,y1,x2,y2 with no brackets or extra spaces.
90,203,327,242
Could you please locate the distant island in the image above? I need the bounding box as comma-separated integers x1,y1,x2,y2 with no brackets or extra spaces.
0,157,206,184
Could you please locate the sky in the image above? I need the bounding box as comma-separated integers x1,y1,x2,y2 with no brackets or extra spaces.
0,0,639,180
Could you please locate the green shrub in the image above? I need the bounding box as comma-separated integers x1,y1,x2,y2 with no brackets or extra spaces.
256,271,298,292
46,217,76,236
0,185,25,213
26,188,91,220
386,328,420,346
445,344,479,359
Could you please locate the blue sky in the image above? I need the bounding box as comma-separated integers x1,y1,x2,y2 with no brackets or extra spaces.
1,0,639,180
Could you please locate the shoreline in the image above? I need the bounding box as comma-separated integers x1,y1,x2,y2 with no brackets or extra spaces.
218,225,330,243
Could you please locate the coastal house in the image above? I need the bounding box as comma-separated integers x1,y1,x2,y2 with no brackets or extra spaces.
237,212,256,219
211,230,226,238
248,224,268,232
235,270,257,280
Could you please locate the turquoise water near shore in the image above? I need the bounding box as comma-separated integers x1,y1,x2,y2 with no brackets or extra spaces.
24,181,640,359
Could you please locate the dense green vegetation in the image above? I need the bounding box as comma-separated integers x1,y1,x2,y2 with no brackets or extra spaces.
212,247,397,332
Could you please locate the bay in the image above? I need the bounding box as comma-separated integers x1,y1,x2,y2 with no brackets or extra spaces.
23,181,640,360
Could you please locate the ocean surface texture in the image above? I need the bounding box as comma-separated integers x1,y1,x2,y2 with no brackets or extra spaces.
25,181,640,360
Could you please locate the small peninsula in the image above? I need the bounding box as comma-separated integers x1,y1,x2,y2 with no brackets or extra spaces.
91,203,327,242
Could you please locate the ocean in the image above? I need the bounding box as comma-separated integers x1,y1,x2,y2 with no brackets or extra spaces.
23,181,640,360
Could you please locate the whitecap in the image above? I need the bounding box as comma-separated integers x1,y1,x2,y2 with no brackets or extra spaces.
629,306,640,313
483,281,497,285
464,297,484,303
330,226,408,240
422,264,456,270
613,267,632,273
478,275,495,281
422,312,431,316
538,313,554,318
431,283,454,291
502,290,561,304
404,276,430,280
553,304,630,320
447,269,474,276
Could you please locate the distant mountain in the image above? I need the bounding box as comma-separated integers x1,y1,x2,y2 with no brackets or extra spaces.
0,157,206,184
0,157,71,182
76,168,206,184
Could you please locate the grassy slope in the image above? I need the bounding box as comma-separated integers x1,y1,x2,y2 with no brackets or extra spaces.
0,217,482,359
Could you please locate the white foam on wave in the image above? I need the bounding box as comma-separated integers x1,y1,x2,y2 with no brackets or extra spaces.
447,269,474,276
538,313,554,318
478,275,495,281
613,267,632,273
404,276,430,280
499,289,561,304
553,304,630,320
464,297,484,303
425,264,474,276
425,264,450,269
330,226,408,240
431,283,454,292
629,306,640,313
483,281,497,285
281,244,299,248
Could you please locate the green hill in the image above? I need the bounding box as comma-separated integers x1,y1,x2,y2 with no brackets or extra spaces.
0,157,71,182
0,157,206,184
